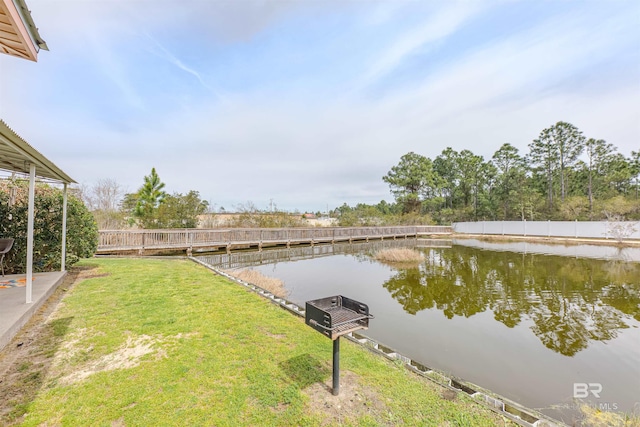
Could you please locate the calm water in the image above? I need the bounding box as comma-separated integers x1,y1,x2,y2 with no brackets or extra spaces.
199,240,640,423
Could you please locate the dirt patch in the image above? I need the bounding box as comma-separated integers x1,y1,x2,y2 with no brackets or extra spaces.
305,370,390,426
50,331,198,386
55,334,160,385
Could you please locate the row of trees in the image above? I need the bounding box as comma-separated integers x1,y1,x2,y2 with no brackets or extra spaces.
82,170,312,230
82,122,637,229
382,121,639,223
82,168,209,229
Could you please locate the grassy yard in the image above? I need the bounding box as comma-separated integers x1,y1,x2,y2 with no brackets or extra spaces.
2,258,518,426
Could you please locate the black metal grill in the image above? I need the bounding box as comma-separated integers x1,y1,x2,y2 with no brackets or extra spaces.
305,295,371,340
305,295,373,395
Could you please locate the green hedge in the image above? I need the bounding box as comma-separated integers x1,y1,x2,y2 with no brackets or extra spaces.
0,180,98,274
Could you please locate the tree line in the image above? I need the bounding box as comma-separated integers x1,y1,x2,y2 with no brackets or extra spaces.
82,169,309,230
82,168,210,229
379,121,639,224
82,121,639,229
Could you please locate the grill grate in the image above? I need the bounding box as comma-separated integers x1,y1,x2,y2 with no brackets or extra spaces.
305,295,372,340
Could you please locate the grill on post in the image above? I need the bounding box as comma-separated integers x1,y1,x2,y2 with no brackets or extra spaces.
305,295,373,396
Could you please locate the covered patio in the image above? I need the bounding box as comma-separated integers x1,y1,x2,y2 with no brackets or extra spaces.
0,271,66,349
0,120,75,350
1,1,67,350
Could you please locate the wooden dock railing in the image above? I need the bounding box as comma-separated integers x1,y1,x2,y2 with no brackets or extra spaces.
97,226,452,254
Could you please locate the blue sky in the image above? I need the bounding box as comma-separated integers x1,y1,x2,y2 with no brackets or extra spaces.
1,0,638,212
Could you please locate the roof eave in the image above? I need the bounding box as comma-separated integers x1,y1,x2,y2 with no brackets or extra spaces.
12,0,47,52
0,120,75,184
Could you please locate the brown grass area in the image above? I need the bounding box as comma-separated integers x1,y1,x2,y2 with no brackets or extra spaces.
373,248,424,263
578,404,640,427
224,269,289,298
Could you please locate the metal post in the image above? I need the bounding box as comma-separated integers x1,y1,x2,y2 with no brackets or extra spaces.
61,183,68,271
26,163,36,304
333,337,340,396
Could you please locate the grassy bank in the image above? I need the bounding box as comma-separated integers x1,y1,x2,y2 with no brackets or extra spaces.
2,258,517,426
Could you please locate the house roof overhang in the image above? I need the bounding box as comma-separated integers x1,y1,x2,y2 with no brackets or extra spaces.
0,0,48,62
0,119,75,184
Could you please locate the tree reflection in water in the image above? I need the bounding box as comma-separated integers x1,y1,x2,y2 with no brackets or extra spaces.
381,246,640,356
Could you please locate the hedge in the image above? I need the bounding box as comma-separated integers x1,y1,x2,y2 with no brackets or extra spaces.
0,180,98,274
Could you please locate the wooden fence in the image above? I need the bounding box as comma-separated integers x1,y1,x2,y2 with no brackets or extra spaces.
97,226,452,254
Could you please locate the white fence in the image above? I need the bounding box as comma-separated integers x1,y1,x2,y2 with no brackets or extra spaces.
452,221,640,240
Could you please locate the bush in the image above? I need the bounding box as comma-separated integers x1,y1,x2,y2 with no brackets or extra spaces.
373,248,424,263
0,180,98,274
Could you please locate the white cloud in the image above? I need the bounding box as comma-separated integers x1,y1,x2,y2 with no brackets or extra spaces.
141,31,224,99
358,2,484,89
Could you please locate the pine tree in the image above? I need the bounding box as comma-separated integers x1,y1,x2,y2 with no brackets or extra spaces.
134,168,167,228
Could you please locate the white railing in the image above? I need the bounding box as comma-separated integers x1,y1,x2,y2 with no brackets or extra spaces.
453,221,640,240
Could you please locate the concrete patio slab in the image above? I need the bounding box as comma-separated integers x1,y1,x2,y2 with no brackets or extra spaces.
0,271,66,350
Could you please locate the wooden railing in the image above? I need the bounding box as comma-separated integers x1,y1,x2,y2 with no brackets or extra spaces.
97,226,452,254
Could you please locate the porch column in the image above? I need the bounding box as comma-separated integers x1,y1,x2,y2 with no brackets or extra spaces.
61,183,68,271
26,163,36,304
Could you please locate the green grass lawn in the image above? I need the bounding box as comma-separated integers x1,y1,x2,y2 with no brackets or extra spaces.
10,258,517,426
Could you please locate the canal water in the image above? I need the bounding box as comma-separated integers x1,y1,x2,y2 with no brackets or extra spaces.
198,239,640,423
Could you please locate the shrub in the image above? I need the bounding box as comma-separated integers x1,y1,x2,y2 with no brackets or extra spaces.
373,248,424,263
0,180,98,274
223,269,289,298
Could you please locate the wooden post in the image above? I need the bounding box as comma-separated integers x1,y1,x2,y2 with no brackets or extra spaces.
139,232,145,256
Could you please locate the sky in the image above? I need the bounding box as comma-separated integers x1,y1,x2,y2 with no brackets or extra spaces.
1,0,639,213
